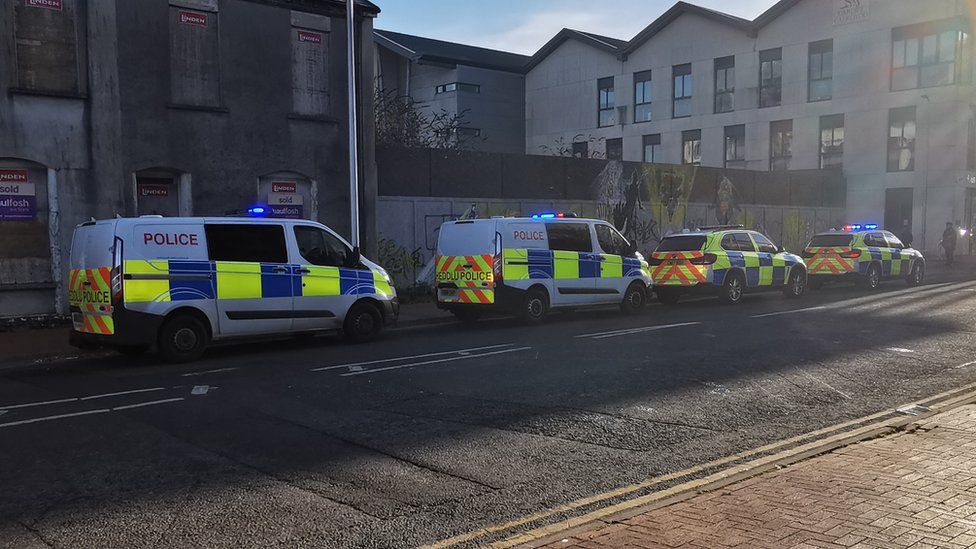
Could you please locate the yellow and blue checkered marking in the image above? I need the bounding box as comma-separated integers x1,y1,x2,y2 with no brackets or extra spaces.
502,249,648,281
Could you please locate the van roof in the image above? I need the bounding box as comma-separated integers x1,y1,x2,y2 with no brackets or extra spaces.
76,216,328,229
450,216,606,225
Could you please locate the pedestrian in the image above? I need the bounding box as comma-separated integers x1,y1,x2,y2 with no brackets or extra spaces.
899,220,913,248
942,221,958,265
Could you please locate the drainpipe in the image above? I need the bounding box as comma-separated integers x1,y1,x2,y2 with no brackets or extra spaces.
47,168,64,316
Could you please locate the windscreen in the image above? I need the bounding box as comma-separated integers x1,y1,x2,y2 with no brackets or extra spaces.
655,235,707,252
807,234,853,247
436,221,497,256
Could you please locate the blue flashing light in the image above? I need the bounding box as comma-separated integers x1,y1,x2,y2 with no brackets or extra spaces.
532,213,557,219
247,206,268,217
864,223,879,230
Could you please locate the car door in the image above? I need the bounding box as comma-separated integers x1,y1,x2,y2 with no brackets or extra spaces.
863,232,890,276
545,221,597,305
733,232,761,287
291,224,357,331
883,231,910,277
593,223,630,300
207,223,294,336
750,232,784,288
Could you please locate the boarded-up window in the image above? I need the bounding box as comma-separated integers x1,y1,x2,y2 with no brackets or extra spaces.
169,5,220,106
292,25,330,115
14,0,80,92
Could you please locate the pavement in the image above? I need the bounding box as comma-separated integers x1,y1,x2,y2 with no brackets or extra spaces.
2,263,976,548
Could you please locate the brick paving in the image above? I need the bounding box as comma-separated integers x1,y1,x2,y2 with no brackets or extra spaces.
535,405,976,549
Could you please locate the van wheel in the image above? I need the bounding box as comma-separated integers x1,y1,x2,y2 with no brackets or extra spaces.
858,264,881,290
907,262,924,287
158,315,209,363
451,309,482,323
520,288,549,324
116,345,149,357
344,302,383,343
655,288,681,306
783,269,807,299
719,272,745,305
620,283,647,315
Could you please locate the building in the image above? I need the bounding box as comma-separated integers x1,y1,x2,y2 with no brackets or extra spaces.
525,0,976,253
0,0,379,318
374,29,529,154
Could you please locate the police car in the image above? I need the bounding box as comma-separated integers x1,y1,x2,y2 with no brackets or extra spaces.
434,214,652,323
67,216,398,362
803,224,925,289
649,225,807,305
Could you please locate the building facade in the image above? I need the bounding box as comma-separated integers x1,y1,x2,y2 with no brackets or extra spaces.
0,0,379,318
374,29,528,154
525,0,976,253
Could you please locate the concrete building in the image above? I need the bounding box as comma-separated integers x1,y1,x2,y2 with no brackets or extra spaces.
525,0,976,253
374,29,529,154
0,0,380,318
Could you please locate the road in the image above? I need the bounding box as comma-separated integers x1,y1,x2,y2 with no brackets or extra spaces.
3,275,976,548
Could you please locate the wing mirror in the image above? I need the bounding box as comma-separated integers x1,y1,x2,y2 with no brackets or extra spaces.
776,245,786,254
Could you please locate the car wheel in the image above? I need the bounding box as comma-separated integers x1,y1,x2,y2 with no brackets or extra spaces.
907,262,924,287
620,283,647,315
655,288,681,306
520,288,549,324
451,308,482,323
115,344,149,357
719,272,745,305
858,264,881,290
783,268,807,299
158,314,209,363
344,302,383,343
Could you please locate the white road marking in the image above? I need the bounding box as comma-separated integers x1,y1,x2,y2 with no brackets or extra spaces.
0,408,110,429
884,347,915,354
181,367,238,377
800,371,852,400
311,344,514,372
79,387,167,401
953,360,976,369
0,397,78,411
575,322,700,339
113,397,184,411
751,306,826,319
340,346,532,377
0,387,168,411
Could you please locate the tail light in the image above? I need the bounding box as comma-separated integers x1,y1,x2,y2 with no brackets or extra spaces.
493,232,503,284
839,250,861,259
111,237,124,305
689,253,718,265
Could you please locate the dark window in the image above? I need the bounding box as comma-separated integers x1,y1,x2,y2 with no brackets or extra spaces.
724,125,746,168
572,141,589,159
820,114,844,169
888,106,916,172
752,233,778,254
734,232,756,252
14,0,81,93
808,234,854,247
720,234,737,251
436,82,480,94
864,233,888,247
759,48,782,107
634,70,652,122
770,119,793,171
606,138,623,161
643,134,661,163
808,40,833,101
206,224,288,263
294,225,353,267
546,223,592,252
682,129,701,166
656,236,706,252
596,225,631,256
714,56,735,113
170,5,220,106
292,26,330,115
892,22,969,90
673,64,692,118
598,77,615,127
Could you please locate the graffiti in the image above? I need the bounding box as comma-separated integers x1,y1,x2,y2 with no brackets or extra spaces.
377,238,424,286
715,176,738,225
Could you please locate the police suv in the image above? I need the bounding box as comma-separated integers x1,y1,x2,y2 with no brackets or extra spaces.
68,216,398,362
803,225,925,289
434,214,652,323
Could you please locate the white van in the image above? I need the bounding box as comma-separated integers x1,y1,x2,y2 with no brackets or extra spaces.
434,215,652,322
68,216,398,362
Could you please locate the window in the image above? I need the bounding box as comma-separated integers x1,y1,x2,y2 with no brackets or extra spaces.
572,141,589,159
888,106,916,172
892,23,969,90
770,120,793,171
643,134,661,163
546,223,592,253
206,224,287,263
724,125,746,168
808,40,833,101
733,232,756,252
864,233,888,247
456,127,482,138
596,225,632,256
657,235,706,252
759,48,782,107
682,130,702,166
14,0,81,93
673,64,692,118
170,5,220,106
752,233,778,254
292,25,330,115
605,138,623,161
634,70,652,122
820,114,844,169
885,233,906,249
598,77,615,127
714,56,735,113
294,225,353,267
435,82,480,94
720,234,737,251
809,234,853,247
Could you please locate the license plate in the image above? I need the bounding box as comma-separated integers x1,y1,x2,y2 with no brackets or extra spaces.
71,312,83,330
439,288,458,300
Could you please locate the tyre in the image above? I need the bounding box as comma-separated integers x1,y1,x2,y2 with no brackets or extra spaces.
158,314,209,363
620,283,647,315
719,271,745,305
858,264,881,290
783,268,807,299
344,301,383,343
451,308,482,323
655,287,681,306
906,262,924,287
115,345,149,357
520,287,549,324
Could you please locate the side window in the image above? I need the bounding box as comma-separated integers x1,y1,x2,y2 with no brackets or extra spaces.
595,225,615,254
294,225,352,267
864,233,887,247
734,232,756,252
546,223,593,253
885,232,905,249
206,224,288,263
752,233,778,254
721,234,737,251
612,229,632,256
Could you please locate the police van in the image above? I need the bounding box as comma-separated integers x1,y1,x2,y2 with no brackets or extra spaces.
68,216,398,362
434,214,652,323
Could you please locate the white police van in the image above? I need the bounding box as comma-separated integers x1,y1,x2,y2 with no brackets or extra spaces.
68,216,398,362
434,214,652,323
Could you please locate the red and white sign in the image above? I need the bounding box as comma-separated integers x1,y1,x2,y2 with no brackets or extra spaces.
138,183,170,197
297,31,322,44
179,10,208,27
271,181,297,193
0,169,29,183
25,0,63,10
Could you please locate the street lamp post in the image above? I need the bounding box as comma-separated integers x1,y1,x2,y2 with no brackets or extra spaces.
346,0,360,249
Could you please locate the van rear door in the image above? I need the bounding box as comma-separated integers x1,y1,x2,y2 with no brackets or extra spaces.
435,220,497,304
68,221,118,335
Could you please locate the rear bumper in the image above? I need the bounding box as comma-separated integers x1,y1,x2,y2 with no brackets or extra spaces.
69,307,163,349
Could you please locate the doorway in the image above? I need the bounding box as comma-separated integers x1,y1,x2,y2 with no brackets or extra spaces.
884,188,913,232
